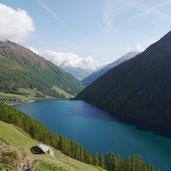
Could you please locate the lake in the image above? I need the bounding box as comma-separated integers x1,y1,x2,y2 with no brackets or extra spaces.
13,100,171,171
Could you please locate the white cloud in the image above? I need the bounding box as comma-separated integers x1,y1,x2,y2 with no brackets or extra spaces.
127,44,142,52
27,47,101,71
150,39,158,44
41,50,101,71
0,3,35,42
135,44,142,51
27,46,40,54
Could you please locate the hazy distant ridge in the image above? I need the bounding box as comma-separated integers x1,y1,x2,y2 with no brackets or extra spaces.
82,52,140,87
77,31,171,131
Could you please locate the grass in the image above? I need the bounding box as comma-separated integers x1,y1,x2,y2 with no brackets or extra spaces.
0,91,35,105
52,86,74,98
0,90,55,105
0,87,73,101
17,88,52,98
0,92,26,99
18,88,39,97
0,121,106,171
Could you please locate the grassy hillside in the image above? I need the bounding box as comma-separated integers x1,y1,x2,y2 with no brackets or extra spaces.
0,103,96,165
0,92,27,99
0,120,105,171
0,103,159,171
0,40,83,98
77,31,171,131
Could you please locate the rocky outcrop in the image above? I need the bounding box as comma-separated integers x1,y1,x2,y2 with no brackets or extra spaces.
0,145,36,171
30,144,54,156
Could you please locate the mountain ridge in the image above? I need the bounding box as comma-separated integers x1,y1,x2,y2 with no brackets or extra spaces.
82,51,140,87
77,31,171,131
61,65,93,80
0,40,83,97
0,120,105,171
0,103,159,171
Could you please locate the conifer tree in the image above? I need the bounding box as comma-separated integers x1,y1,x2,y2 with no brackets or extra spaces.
99,153,104,168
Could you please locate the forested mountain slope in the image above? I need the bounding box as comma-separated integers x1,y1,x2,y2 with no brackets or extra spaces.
77,31,171,130
0,40,83,97
0,121,105,171
0,104,159,171
82,52,139,87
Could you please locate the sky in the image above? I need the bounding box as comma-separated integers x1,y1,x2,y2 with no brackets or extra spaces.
1,0,171,70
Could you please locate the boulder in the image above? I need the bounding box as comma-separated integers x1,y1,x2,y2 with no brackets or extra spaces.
30,144,54,156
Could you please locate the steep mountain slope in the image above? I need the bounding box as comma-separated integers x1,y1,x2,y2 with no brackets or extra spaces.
0,120,106,171
77,31,171,130
61,65,92,80
0,104,159,171
0,41,83,97
82,52,140,87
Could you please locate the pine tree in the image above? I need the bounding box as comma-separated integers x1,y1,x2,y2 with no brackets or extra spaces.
99,153,104,168
114,153,122,171
105,152,114,171
93,153,99,165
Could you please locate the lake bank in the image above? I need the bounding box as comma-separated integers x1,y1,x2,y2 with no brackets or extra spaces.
13,100,171,171
77,99,171,138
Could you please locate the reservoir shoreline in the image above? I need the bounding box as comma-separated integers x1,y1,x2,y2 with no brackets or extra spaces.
13,100,171,171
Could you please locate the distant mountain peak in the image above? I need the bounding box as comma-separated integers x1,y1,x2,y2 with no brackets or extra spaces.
77,31,171,131
160,30,171,42
127,51,141,54
0,40,83,97
0,39,19,48
0,39,10,44
82,51,140,87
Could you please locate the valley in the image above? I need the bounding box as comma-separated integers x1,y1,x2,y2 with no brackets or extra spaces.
0,1,171,170
13,100,169,171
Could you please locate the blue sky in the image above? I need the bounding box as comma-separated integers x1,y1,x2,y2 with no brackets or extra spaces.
1,0,171,67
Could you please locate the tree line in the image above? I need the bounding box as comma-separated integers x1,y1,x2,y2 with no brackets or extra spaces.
0,103,160,171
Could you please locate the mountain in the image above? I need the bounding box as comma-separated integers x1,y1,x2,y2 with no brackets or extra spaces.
0,40,83,97
0,121,105,171
0,103,105,171
82,52,140,87
77,31,171,131
0,103,158,171
61,65,92,80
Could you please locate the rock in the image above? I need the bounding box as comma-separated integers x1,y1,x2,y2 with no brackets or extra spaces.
30,144,54,156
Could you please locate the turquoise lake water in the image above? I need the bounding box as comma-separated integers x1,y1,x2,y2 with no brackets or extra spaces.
13,100,171,171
